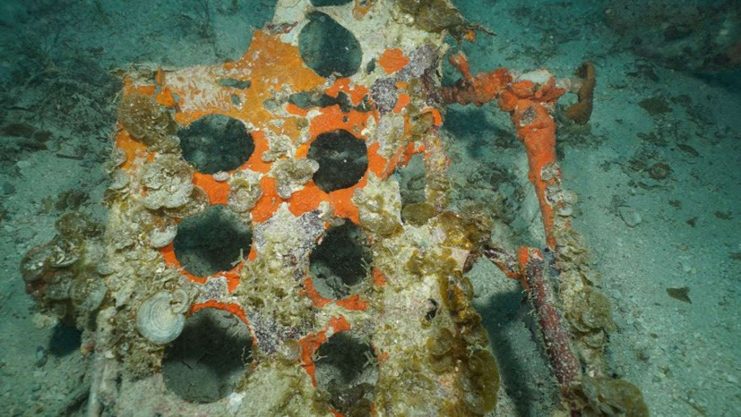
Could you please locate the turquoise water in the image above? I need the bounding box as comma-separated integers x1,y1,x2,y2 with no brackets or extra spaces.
0,1,739,416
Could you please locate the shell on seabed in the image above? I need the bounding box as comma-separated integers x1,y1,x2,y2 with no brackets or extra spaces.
135,290,189,345
149,224,178,248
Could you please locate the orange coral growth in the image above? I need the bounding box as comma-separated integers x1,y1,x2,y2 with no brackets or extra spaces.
326,78,369,106
509,79,536,98
247,246,257,261
302,277,332,308
328,178,365,223
288,182,324,216
168,31,324,131
288,104,396,223
366,142,389,177
400,142,424,167
245,131,271,173
191,301,249,324
444,52,566,249
223,265,243,293
335,294,368,311
288,175,367,224
503,92,561,248
372,267,387,287
159,243,177,265
422,107,444,127
352,0,374,19
299,331,326,386
160,243,244,290
373,139,425,180
393,93,411,113
379,48,410,74
251,176,281,223
160,243,205,284
516,246,532,289
299,315,351,385
449,52,473,81
532,77,566,103
463,29,477,42
328,315,351,333
308,105,371,140
442,53,512,106
286,102,309,117
192,173,230,204
114,128,150,170
302,277,368,311
154,87,177,107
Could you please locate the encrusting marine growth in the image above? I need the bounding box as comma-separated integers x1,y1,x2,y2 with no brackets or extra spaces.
20,1,647,416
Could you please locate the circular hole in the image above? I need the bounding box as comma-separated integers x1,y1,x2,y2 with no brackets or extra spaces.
173,205,252,276
309,222,371,299
177,114,254,174
298,12,362,78
48,323,82,356
315,333,377,415
308,129,368,192
162,308,252,403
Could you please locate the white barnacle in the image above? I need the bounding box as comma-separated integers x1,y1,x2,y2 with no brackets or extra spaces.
108,169,130,191
228,170,262,213
141,154,194,210
135,291,187,345
169,288,191,314
149,224,178,248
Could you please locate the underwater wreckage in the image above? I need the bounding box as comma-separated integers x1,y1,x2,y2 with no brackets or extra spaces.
20,0,647,416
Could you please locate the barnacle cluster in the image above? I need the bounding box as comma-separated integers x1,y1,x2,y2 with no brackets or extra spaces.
273,158,319,199
20,213,106,327
135,290,189,345
228,169,263,214
140,154,194,210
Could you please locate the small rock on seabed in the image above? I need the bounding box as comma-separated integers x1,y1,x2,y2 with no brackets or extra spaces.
618,206,642,227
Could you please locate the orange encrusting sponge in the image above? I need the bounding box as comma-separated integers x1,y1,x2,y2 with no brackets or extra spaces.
298,315,351,386
378,48,410,74
443,52,566,249
115,32,446,395
159,242,250,293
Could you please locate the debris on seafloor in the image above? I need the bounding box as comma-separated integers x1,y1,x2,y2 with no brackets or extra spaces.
19,0,647,416
564,61,596,125
444,50,647,415
666,287,692,304
619,205,643,227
